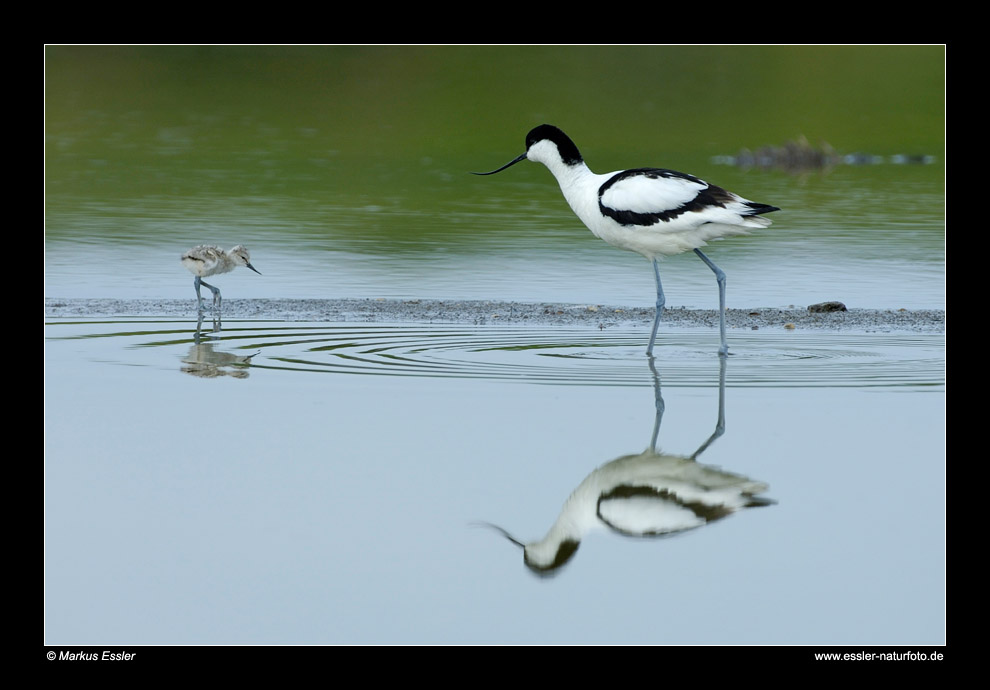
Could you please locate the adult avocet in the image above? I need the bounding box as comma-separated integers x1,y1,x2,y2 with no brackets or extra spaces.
474,124,779,356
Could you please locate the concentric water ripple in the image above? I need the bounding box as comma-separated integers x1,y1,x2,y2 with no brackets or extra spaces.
46,319,944,388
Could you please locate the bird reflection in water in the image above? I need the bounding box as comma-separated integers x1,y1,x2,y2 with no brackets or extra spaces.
482,357,773,576
193,310,222,340
182,313,258,379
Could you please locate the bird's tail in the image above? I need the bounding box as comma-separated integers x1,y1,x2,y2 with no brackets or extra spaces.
744,202,780,216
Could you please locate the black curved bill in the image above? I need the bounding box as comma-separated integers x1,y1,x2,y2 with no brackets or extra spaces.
471,151,528,176
472,521,525,548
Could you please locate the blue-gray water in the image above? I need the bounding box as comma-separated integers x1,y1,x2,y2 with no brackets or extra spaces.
44,319,944,644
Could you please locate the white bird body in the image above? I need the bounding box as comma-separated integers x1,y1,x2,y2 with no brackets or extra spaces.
475,125,779,355
526,139,770,261
181,245,260,312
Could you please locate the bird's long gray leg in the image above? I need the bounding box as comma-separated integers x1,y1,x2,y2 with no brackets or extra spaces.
200,279,222,313
194,277,206,312
694,249,728,356
646,258,666,356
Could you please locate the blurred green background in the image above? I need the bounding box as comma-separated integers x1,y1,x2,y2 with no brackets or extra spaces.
44,45,945,307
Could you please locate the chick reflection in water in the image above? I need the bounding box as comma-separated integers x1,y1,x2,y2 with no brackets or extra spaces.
484,358,773,575
182,335,258,379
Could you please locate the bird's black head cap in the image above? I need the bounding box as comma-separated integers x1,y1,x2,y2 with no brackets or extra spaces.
526,124,583,165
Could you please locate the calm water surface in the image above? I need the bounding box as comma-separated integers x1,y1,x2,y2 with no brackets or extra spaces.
44,319,944,644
